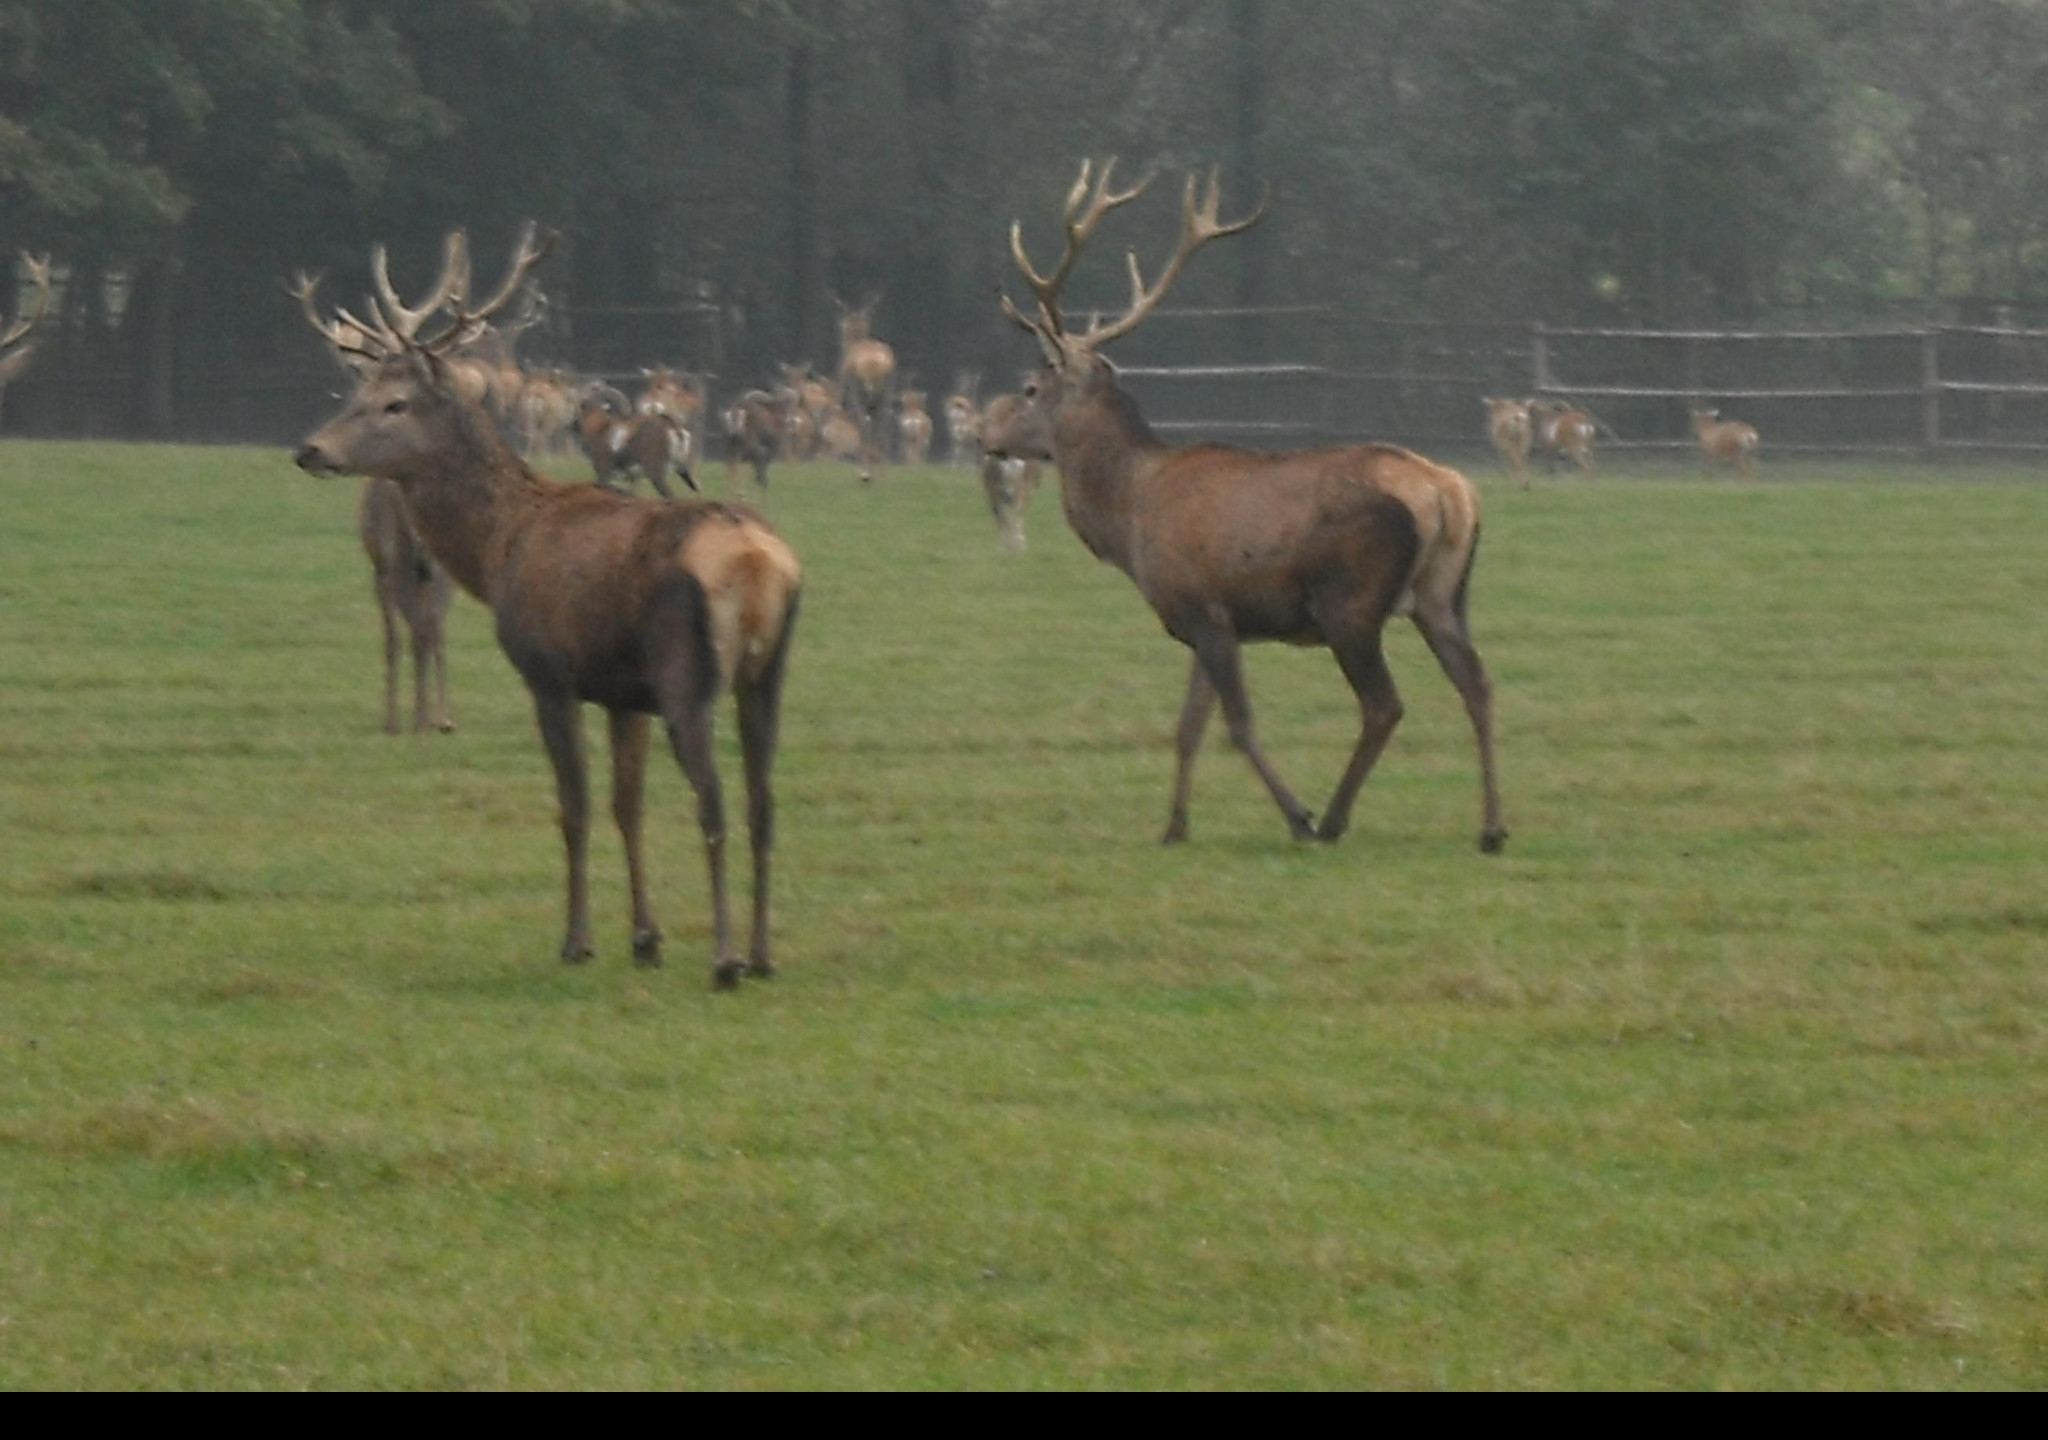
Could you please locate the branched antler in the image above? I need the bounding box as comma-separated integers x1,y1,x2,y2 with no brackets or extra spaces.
1006,158,1153,341
1078,167,1269,351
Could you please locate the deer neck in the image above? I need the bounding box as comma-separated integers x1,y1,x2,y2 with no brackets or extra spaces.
384,405,541,602
1049,382,1167,572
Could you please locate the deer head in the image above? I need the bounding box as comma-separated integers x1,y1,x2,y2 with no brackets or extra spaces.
297,224,557,478
995,159,1267,435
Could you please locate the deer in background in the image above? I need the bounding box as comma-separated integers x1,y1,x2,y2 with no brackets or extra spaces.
977,392,1044,554
1691,406,1759,478
1528,398,1601,475
1482,397,1533,488
573,387,697,498
945,372,983,466
0,253,53,419
985,161,1505,853
724,387,787,493
897,390,933,465
517,366,579,460
360,477,454,735
834,294,897,481
295,225,803,988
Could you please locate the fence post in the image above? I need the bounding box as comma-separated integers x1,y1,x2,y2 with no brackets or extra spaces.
1921,329,1941,456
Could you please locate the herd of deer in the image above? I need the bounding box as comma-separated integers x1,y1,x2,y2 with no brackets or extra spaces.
1482,396,1759,485
0,162,1764,990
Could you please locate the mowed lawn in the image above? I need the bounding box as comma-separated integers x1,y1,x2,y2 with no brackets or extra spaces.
1,439,2045,1389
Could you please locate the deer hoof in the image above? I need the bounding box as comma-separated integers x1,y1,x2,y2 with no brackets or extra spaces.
712,957,747,992
1287,813,1319,844
1161,817,1189,846
632,929,664,968
1479,828,1509,856
560,940,595,966
747,956,777,981
1315,816,1349,844
436,719,457,735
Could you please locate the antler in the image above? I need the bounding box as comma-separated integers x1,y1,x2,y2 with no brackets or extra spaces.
418,223,557,355
283,268,384,364
1076,166,1269,351
2,253,54,354
1006,158,1153,341
370,229,471,343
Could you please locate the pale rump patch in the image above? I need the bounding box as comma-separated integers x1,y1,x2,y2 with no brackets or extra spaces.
678,519,803,686
607,424,631,455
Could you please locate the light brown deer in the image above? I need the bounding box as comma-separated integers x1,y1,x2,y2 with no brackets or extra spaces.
945,372,983,466
1529,398,1599,475
1482,397,1533,487
724,388,786,491
986,161,1505,853
573,391,697,498
0,253,53,415
359,477,455,735
1691,406,1759,478
295,225,803,988
976,393,1043,553
897,390,933,465
834,294,897,481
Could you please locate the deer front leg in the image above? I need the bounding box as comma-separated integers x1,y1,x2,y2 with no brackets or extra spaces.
1189,624,1316,843
375,586,402,735
609,709,662,967
1163,657,1215,845
532,689,594,963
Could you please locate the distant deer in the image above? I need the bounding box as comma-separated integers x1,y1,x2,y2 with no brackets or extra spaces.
976,393,1043,553
724,388,786,492
295,225,803,988
897,390,933,465
1528,398,1600,475
0,253,53,420
573,388,697,498
834,294,897,481
1691,407,1759,478
985,161,1505,852
359,477,455,735
517,366,579,460
1482,397,1533,487
945,372,983,466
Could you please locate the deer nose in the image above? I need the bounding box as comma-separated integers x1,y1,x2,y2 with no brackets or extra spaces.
294,443,328,473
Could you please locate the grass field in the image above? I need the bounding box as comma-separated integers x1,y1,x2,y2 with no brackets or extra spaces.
1,439,2045,1389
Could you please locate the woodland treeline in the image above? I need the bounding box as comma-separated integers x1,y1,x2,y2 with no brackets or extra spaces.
4,0,2047,435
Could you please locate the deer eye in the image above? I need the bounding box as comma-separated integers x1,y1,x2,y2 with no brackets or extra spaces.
1022,381,1039,399
384,399,409,416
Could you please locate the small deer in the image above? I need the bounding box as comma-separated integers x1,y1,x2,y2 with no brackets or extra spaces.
1482,397,1533,487
296,225,803,987
724,388,786,492
0,253,54,417
359,477,455,735
986,161,1504,852
1528,399,1600,475
897,390,933,465
574,389,697,498
1691,407,1759,478
834,294,897,481
945,372,983,466
976,393,1043,553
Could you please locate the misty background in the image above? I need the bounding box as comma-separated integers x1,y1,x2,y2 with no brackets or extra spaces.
2,0,2046,448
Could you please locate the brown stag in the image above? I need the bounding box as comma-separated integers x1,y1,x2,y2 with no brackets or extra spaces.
0,253,54,417
1482,397,1534,488
1691,406,1759,478
834,294,897,481
985,161,1505,853
295,225,803,988
359,477,455,735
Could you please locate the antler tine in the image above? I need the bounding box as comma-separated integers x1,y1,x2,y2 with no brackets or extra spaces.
1009,158,1155,338
2,252,55,352
420,223,558,355
371,229,470,340
1078,167,1270,353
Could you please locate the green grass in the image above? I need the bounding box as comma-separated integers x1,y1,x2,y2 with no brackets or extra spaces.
1,440,2045,1389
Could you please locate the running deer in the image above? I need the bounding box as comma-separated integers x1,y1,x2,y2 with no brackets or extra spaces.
897,390,933,465
0,253,53,411
359,477,455,735
834,294,897,480
1482,397,1533,487
295,225,803,988
573,387,698,497
985,161,1505,852
1529,398,1599,475
1691,407,1759,478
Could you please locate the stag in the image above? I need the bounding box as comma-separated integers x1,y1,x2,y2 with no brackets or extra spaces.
986,161,1505,852
0,253,54,418
295,226,803,988
1691,406,1759,479
834,294,897,481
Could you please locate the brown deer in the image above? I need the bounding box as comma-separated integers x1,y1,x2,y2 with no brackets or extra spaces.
724,388,786,492
295,225,804,988
897,390,934,465
986,161,1505,853
0,253,54,416
1691,406,1759,478
573,389,697,498
945,372,983,466
834,294,897,481
1528,398,1599,475
517,366,579,460
359,477,455,735
976,393,1043,553
1482,397,1534,487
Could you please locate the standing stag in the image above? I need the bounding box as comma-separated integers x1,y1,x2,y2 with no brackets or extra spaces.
295,226,803,988
985,161,1505,852
834,294,897,481
0,253,54,419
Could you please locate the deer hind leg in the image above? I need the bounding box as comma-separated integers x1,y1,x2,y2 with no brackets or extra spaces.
1314,624,1405,845
609,709,662,967
532,689,595,963
1188,623,1316,842
1412,597,1507,855
734,609,797,979
1162,657,1216,845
